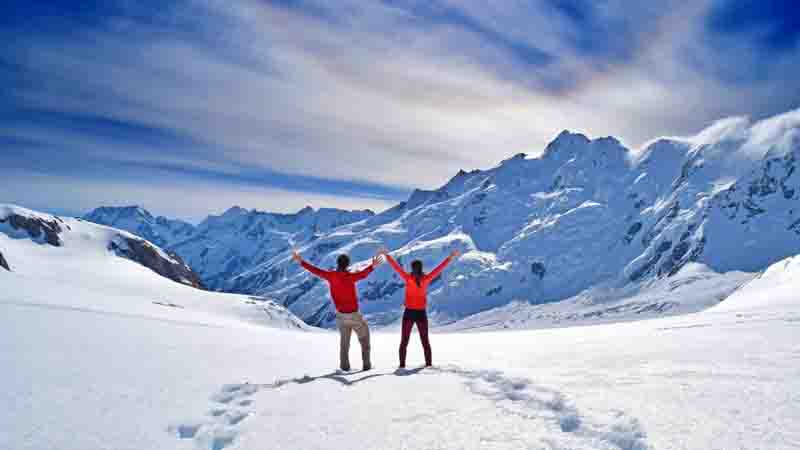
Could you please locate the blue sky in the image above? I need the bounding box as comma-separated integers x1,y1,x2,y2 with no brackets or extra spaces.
2,0,799,221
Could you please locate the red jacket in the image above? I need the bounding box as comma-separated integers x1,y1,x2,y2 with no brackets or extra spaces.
386,254,452,310
301,261,373,313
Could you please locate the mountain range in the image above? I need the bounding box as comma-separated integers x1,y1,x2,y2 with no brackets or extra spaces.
81,109,800,328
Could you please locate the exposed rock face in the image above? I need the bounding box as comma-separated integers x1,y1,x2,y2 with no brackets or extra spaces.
109,236,205,289
0,251,9,271
530,262,546,280
0,213,64,246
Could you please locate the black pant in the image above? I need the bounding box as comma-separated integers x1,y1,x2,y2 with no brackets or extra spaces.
399,309,431,367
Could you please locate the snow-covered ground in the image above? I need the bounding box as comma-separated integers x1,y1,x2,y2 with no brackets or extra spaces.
440,263,755,332
0,209,309,330
3,210,798,449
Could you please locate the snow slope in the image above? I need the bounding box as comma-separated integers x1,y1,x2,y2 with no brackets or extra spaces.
439,262,754,332
0,204,309,330
2,247,797,449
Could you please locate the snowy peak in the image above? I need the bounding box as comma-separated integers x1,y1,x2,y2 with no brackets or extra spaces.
214,205,249,221
87,205,153,221
84,205,195,248
197,205,373,235
541,130,630,164
440,168,483,195
542,130,591,159
499,152,527,165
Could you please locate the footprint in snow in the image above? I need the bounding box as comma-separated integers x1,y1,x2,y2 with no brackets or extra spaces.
169,383,258,449
173,370,650,450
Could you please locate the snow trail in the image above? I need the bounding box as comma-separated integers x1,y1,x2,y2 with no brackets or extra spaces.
170,384,259,450
174,366,649,450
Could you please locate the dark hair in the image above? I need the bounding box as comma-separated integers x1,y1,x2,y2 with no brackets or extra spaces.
336,254,350,271
411,259,424,287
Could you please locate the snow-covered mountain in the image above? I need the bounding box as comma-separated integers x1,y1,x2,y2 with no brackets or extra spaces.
83,205,195,249
0,203,309,330
84,205,375,290
169,206,375,290
81,109,800,329
227,109,800,327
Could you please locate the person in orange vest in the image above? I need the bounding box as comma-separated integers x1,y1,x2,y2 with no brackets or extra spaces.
380,248,460,368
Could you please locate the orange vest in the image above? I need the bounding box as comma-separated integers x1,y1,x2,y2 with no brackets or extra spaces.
387,255,452,310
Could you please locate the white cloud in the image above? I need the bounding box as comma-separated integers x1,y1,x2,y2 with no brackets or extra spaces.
5,0,800,217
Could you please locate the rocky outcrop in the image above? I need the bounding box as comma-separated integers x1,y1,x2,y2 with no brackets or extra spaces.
0,251,9,271
0,213,64,246
109,236,205,289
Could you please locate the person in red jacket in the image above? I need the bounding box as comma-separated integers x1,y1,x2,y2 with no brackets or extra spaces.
293,250,382,371
380,248,460,368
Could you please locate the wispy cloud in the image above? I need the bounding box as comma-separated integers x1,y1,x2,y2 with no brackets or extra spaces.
2,0,799,220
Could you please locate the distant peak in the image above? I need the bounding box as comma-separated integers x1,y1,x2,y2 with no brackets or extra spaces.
406,188,448,210
297,206,315,215
500,152,527,165
550,130,590,147
130,206,151,216
543,130,596,160
595,136,622,146
221,206,248,217
317,207,374,216
110,205,146,212
86,205,153,219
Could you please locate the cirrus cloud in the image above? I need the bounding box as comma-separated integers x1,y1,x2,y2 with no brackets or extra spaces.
2,0,799,220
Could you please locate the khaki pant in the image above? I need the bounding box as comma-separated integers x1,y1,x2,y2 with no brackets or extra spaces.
336,311,371,370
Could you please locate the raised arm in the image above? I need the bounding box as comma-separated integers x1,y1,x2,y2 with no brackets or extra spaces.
424,249,460,282
350,264,374,281
349,254,383,281
293,250,330,280
384,253,410,279
301,260,330,279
